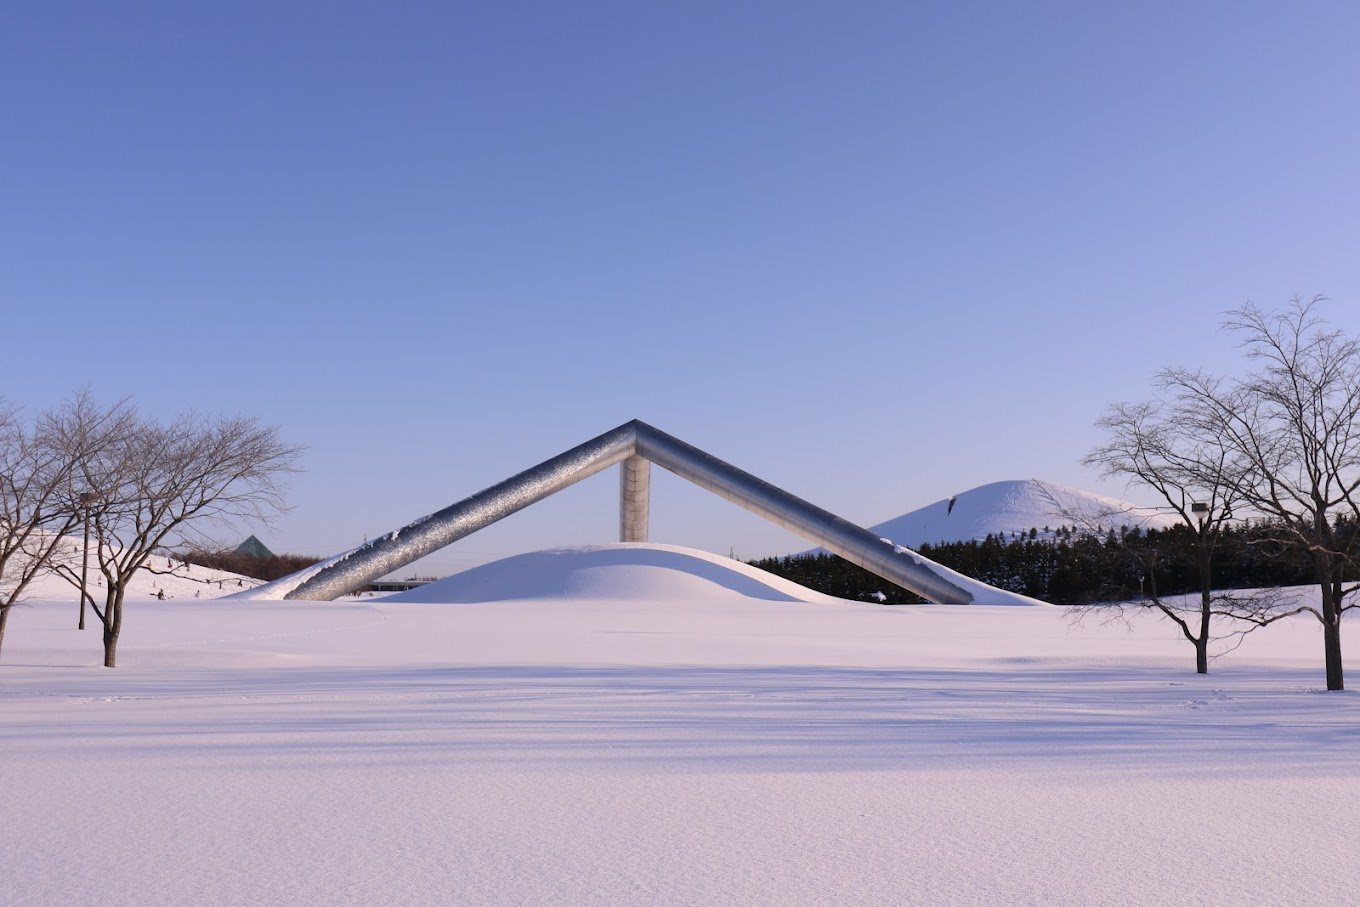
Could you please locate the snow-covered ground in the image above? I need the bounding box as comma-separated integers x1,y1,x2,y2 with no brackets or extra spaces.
15,533,263,602
3,546,1359,906
387,543,842,603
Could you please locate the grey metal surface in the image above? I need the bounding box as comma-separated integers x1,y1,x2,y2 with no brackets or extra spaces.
283,422,637,601
275,419,974,604
619,455,650,543
632,423,973,604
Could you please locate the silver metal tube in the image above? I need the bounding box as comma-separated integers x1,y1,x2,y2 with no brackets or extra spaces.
633,423,973,604
619,455,650,542
282,422,637,600
263,418,976,604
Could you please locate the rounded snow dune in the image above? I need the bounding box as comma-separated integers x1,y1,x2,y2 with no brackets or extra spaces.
386,543,839,604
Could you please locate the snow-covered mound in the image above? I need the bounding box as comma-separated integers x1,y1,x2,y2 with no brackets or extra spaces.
388,543,839,604
11,533,261,601
869,479,1177,549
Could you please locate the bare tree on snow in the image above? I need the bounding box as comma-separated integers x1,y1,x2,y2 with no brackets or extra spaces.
52,403,302,667
1160,297,1360,691
0,395,129,661
1083,398,1248,674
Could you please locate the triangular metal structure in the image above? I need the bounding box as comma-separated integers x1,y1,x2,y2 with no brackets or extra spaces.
261,420,978,603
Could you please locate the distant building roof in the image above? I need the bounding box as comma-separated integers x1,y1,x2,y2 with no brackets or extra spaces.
234,535,275,559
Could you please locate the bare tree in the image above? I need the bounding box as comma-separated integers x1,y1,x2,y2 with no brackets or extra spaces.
0,403,73,659
1162,296,1360,691
58,407,302,667
1083,399,1247,673
0,395,129,660
42,393,138,630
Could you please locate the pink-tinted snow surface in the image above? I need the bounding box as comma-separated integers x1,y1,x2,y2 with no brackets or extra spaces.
3,546,1359,906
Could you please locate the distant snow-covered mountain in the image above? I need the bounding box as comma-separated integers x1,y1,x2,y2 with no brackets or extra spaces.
867,479,1178,549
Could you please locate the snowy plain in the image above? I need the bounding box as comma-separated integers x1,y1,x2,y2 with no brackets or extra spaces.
3,545,1360,906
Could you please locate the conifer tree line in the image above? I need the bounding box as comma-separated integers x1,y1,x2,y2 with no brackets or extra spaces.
751,518,1327,607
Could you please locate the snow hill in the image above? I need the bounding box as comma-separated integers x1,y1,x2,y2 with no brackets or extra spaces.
10,534,261,602
388,543,840,604
867,479,1178,549
384,543,1048,608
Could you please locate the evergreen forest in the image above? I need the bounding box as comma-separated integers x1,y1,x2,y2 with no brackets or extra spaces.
749,520,1345,605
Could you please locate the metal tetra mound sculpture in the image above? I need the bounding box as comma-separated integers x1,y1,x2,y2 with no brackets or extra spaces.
249,420,983,603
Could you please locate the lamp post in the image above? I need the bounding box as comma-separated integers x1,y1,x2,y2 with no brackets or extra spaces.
1191,500,1210,533
77,490,97,631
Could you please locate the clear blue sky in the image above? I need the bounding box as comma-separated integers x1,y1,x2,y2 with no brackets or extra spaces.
4,2,1359,572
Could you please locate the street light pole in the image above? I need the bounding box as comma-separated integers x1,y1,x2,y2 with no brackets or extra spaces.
78,491,96,630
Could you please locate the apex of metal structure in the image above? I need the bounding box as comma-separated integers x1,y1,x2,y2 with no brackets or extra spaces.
252,419,979,605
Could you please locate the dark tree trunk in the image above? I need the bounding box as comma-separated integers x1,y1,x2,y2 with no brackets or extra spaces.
102,590,124,668
1324,619,1344,691
1320,576,1344,691
1193,597,1210,674
0,604,10,661
1195,540,1212,674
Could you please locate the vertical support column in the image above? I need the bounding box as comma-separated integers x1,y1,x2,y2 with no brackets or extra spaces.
619,455,650,542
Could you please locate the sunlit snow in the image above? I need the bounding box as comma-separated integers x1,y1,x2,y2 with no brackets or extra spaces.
2,544,1358,906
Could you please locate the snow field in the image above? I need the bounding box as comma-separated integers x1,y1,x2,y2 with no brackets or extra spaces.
4,575,1360,905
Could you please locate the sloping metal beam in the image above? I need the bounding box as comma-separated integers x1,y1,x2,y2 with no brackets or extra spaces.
266,419,975,603
632,423,973,605
281,422,636,601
